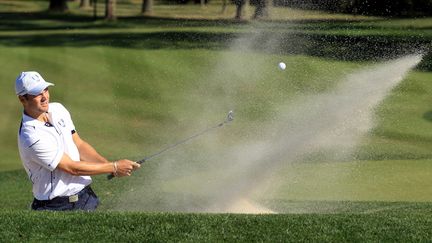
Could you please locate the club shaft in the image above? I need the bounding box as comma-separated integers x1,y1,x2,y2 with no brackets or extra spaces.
137,122,224,164
107,119,230,180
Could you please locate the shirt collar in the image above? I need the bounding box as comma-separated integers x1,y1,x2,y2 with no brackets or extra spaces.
22,107,53,126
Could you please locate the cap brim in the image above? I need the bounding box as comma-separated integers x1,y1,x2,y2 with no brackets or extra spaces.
26,82,54,96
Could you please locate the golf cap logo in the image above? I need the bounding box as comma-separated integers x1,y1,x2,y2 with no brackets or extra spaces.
31,73,41,83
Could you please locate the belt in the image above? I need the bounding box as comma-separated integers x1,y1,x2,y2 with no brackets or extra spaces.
34,185,92,205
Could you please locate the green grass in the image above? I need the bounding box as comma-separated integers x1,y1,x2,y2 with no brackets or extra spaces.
266,160,432,204
357,71,432,160
1,209,432,241
1,0,432,241
0,47,362,169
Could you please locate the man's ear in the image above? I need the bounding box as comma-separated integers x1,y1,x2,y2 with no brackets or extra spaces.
18,95,27,104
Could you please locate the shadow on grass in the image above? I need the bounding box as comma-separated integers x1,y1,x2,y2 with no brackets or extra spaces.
0,11,95,22
0,29,430,70
0,11,252,31
0,10,431,69
423,111,432,122
2,11,431,31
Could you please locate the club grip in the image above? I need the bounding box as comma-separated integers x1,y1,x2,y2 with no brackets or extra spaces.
107,159,145,180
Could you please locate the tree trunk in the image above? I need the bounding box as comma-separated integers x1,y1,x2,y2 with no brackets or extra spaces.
93,0,98,18
350,0,358,15
141,0,153,15
221,0,227,14
253,0,270,19
49,0,69,12
407,0,414,16
105,0,116,20
200,0,205,8
80,0,91,9
234,0,246,20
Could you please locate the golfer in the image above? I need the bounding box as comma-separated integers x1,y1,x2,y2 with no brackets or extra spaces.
16,71,140,211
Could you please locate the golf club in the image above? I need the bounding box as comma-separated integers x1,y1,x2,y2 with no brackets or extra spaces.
108,110,234,180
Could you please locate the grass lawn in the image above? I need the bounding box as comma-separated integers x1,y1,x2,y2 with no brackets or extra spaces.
1,0,432,241
1,210,431,241
1,44,431,212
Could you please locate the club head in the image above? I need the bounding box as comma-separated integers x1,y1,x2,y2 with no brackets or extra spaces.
226,110,234,122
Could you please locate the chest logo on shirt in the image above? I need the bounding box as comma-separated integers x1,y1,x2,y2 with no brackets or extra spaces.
58,119,66,128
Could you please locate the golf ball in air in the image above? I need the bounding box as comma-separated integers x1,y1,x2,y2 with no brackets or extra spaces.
278,62,286,70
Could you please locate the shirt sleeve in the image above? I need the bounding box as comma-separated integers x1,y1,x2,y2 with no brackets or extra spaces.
27,137,63,172
64,106,76,133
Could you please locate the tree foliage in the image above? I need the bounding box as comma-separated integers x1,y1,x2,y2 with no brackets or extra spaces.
274,0,432,16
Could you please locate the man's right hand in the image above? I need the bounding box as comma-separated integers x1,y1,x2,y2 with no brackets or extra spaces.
114,159,141,177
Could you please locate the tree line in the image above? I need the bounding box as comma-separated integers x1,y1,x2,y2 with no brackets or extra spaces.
274,0,432,17
48,0,432,20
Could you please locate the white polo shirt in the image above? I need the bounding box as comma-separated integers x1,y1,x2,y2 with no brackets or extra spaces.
18,102,92,200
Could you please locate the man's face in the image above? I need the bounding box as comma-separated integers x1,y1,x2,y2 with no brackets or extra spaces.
20,88,50,115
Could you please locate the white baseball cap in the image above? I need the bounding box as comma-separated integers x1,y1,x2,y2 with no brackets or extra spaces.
15,71,54,96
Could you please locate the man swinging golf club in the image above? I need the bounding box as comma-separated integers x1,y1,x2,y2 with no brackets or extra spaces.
15,71,140,211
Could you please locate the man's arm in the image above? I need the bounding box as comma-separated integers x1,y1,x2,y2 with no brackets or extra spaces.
72,132,109,164
56,132,140,177
57,153,139,176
